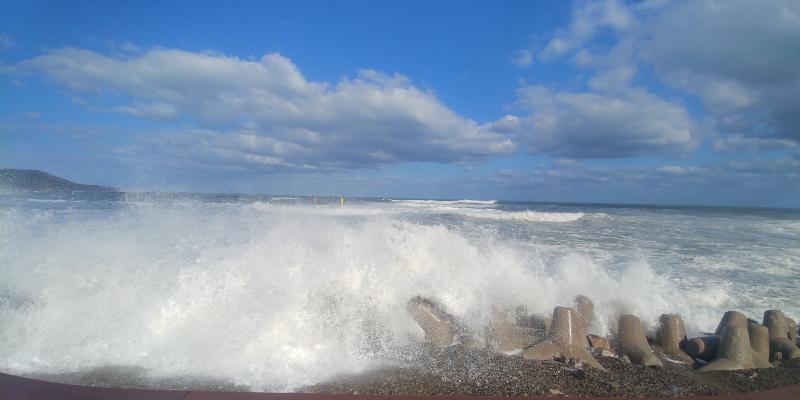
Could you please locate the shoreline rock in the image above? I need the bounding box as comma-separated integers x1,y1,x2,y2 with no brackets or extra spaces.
406,295,797,375
763,310,800,361
305,344,800,397
617,314,663,367
655,314,694,364
522,306,604,370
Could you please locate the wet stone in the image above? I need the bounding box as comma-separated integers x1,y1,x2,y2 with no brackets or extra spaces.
588,334,611,351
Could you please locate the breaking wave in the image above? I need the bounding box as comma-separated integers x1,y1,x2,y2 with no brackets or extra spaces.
449,209,585,222
389,199,497,207
0,195,797,391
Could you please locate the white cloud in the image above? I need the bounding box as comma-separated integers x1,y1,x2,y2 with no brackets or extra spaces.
539,0,634,60
657,166,689,175
504,1,708,160
643,0,800,140
588,65,636,92
485,115,520,133
713,135,797,153
116,102,178,120
502,86,696,158
20,48,514,171
480,157,800,206
553,158,580,168
513,49,533,67
0,34,14,51
540,0,800,146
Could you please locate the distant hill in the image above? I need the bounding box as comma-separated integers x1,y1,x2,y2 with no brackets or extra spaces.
0,169,116,192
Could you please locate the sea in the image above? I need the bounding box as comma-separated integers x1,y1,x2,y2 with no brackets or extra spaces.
1,190,798,391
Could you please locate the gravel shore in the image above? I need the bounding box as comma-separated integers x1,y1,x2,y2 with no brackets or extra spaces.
20,343,800,397
304,344,800,397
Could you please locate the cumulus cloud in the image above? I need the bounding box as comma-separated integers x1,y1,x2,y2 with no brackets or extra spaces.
643,0,800,140
538,0,800,148
539,0,634,60
501,1,710,160
500,86,696,158
19,47,514,171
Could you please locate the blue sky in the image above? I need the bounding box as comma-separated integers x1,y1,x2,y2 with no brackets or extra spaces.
1,0,799,207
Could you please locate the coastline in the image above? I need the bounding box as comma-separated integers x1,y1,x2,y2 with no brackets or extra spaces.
10,344,800,399
305,344,800,397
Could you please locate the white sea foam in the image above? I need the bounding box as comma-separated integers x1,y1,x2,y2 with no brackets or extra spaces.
0,198,797,391
388,199,585,222
250,201,391,217
450,209,585,222
390,199,497,207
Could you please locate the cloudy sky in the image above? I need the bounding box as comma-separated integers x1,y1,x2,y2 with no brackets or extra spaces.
1,0,799,207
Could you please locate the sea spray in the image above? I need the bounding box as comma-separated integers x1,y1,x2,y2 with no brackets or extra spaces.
0,194,798,390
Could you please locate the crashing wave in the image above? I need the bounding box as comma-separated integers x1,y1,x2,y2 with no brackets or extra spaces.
452,209,585,222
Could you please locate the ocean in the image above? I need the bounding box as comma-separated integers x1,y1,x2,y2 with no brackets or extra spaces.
1,190,798,391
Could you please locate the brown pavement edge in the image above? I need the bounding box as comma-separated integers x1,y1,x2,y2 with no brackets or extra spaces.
2,372,800,400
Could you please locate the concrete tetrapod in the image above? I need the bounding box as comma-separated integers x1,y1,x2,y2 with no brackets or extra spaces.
515,307,551,331
522,306,604,370
617,314,663,367
749,322,773,368
407,297,458,346
786,317,798,343
699,324,757,371
763,310,800,361
574,295,594,329
654,314,693,364
698,311,771,371
683,336,719,361
714,311,749,336
488,310,541,353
